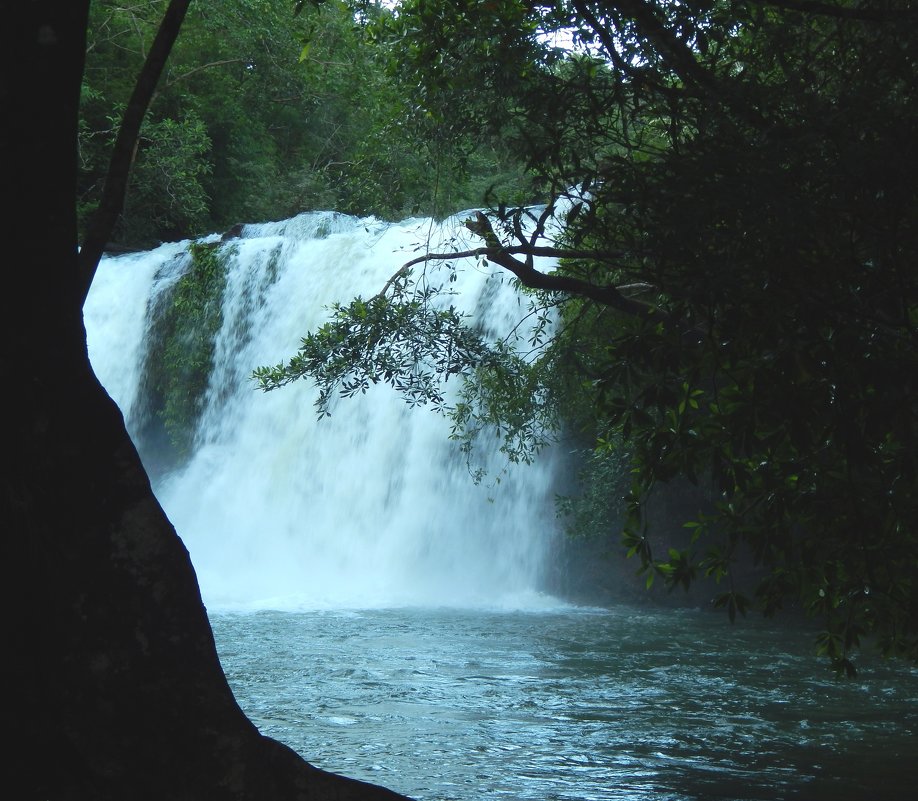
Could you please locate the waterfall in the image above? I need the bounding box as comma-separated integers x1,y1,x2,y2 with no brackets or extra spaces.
85,211,564,612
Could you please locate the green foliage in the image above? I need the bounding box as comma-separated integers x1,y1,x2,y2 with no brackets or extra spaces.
253,277,495,413
583,1,918,668
450,342,557,468
121,112,213,245
147,241,229,461
79,0,536,247
87,0,918,673
555,437,632,541
262,0,918,673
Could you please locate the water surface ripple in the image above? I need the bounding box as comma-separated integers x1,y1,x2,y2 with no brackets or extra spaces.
210,606,918,800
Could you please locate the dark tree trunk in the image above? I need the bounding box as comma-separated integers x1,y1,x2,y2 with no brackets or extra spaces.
77,0,193,302
3,5,407,799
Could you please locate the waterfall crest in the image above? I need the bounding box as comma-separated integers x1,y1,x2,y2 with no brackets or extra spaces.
85,211,563,611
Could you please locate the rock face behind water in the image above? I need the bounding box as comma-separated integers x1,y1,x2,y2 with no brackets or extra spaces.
547,475,765,610
221,222,245,240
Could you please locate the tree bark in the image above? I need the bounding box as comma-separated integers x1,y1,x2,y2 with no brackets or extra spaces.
3,5,408,799
77,0,192,302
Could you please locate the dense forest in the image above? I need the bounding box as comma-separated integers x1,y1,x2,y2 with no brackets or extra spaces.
6,0,917,798
78,0,532,246
79,0,918,677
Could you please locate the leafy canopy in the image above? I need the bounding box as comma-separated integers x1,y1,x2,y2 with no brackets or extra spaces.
80,0,536,248
258,0,918,674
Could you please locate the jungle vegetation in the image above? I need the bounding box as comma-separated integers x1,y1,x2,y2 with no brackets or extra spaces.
82,0,918,674
78,0,531,248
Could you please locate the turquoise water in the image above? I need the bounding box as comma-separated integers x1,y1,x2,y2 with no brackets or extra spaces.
211,605,918,801
84,221,918,799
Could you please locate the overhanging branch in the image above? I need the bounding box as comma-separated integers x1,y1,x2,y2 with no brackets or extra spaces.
382,211,667,323
77,0,192,305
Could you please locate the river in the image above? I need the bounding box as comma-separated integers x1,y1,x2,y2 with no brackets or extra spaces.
212,605,917,801
84,210,918,801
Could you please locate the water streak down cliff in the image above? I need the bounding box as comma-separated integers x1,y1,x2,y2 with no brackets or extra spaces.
85,211,564,611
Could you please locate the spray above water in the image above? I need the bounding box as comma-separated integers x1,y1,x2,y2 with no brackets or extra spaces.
85,211,564,612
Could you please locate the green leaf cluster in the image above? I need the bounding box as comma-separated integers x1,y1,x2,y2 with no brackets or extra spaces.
253,277,495,415
79,0,537,248
141,241,230,465
265,0,918,672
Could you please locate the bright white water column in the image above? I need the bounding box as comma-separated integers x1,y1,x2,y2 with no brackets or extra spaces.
85,211,563,611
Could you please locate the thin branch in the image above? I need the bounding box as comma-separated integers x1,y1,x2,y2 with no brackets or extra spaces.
374,264,412,299
166,58,247,86
378,212,665,323
614,0,724,96
574,0,768,129
78,0,192,304
400,243,624,268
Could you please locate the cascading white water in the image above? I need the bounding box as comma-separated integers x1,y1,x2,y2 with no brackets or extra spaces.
85,211,564,612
